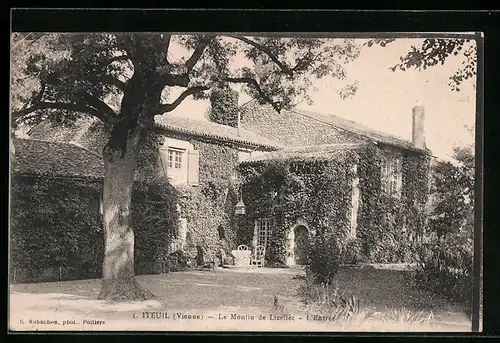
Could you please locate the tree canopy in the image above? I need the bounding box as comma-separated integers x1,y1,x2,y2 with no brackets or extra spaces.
11,33,361,132
365,37,477,92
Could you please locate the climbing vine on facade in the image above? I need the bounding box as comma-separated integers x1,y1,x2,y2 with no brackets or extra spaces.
238,144,431,268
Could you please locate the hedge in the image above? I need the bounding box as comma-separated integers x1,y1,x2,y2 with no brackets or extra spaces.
10,174,180,282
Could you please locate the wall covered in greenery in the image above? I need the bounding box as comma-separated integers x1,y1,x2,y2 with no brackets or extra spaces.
10,175,104,282
10,173,180,282
176,139,241,263
357,145,431,263
237,144,431,266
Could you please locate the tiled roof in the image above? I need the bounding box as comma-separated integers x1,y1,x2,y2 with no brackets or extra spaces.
30,116,281,152
12,138,104,179
28,118,109,155
154,116,281,150
291,108,430,154
241,143,364,163
241,102,430,155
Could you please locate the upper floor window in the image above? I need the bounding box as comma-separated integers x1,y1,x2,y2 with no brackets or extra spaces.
159,144,199,186
381,156,402,198
168,149,184,169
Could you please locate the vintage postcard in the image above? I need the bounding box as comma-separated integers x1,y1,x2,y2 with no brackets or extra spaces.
9,31,482,332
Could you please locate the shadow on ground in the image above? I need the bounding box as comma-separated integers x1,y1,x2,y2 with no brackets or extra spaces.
9,267,471,331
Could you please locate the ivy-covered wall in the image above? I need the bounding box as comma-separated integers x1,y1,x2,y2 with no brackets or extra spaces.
209,86,239,128
10,175,104,282
357,144,431,263
10,173,180,282
175,139,241,262
237,144,431,266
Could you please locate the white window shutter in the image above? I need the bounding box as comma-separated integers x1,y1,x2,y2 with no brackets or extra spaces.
159,149,169,177
187,149,199,185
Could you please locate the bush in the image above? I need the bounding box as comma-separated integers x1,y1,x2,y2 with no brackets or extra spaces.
413,229,473,305
339,237,365,264
166,250,192,272
306,234,342,284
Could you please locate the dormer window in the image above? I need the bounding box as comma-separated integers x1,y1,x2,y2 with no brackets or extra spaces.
381,155,402,198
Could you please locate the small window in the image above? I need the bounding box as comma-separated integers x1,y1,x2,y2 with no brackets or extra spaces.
168,149,184,169
159,146,199,186
381,156,402,198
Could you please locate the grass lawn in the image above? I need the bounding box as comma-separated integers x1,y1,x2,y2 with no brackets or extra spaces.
299,265,471,331
9,266,472,332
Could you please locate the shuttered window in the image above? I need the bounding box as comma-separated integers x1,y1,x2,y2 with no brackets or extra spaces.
159,147,199,186
381,155,402,198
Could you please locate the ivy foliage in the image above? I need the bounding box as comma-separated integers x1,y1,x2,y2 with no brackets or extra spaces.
174,139,241,262
10,133,182,280
10,176,104,281
208,86,239,128
238,144,431,271
10,173,181,281
357,145,430,263
133,176,180,275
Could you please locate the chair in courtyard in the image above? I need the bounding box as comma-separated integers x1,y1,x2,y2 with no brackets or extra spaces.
251,245,266,268
231,245,251,267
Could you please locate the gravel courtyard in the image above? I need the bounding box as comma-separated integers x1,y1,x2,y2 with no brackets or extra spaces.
9,267,471,332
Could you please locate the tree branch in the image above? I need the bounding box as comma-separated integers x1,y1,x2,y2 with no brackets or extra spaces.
75,91,118,124
226,35,294,76
185,35,215,72
12,101,114,127
13,101,99,120
224,77,282,112
155,86,210,114
159,73,190,88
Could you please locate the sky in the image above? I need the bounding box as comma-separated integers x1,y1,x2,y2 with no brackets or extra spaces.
167,37,477,160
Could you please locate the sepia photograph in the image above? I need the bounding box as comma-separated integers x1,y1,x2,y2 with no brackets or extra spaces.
9,31,481,332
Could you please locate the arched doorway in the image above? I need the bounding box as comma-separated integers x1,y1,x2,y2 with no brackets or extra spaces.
294,225,309,265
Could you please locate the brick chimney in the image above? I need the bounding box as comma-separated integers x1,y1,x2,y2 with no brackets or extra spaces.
412,106,426,149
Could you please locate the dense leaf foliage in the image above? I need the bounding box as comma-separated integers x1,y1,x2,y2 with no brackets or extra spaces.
10,174,180,281
10,176,104,281
412,146,475,305
12,33,362,131
238,145,431,275
208,86,239,127
366,38,477,91
428,146,475,238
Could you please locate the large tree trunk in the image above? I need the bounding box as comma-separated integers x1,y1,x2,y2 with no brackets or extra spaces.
97,36,166,301
97,124,155,301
